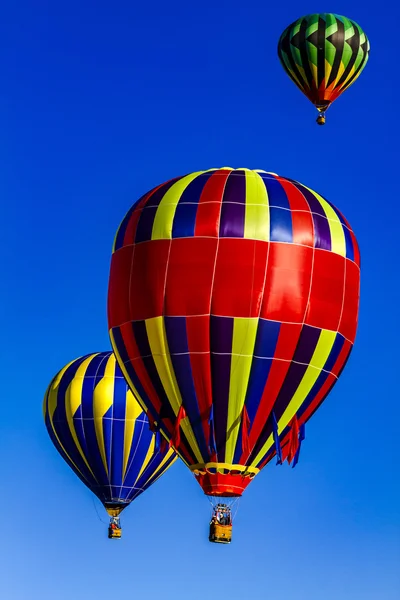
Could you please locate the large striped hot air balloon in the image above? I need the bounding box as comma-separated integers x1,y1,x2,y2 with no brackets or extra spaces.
277,13,370,124
43,351,177,538
107,167,360,543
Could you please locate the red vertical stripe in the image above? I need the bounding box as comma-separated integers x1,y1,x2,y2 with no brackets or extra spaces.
279,178,315,247
338,260,360,343
211,239,268,318
194,169,231,237
108,246,134,329
164,238,218,316
261,243,313,322
248,323,302,449
129,240,170,320
306,250,345,332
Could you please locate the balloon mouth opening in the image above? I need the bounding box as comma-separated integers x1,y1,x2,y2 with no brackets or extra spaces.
104,502,129,517
192,465,258,497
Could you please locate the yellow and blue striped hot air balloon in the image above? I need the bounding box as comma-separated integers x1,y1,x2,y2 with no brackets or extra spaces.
43,351,177,538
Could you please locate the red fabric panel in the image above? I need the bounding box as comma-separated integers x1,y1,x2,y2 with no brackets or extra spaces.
195,471,253,497
287,416,300,464
261,243,313,322
129,240,170,320
241,406,251,455
277,179,315,247
194,169,230,237
339,260,360,343
186,315,211,353
248,323,302,449
108,246,134,329
306,250,345,331
169,405,186,449
164,238,218,316
211,239,269,317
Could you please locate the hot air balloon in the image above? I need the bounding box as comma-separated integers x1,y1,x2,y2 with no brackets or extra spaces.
277,13,370,124
108,168,360,543
43,351,177,538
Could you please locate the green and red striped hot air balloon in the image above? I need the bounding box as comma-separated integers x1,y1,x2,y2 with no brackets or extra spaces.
278,13,370,124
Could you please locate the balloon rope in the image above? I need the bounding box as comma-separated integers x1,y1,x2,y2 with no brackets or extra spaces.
92,496,108,525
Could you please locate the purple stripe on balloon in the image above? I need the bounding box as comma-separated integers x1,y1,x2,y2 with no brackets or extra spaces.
211,354,231,463
210,315,234,354
219,171,246,238
135,179,180,243
312,212,332,251
163,316,209,459
294,183,325,216
210,316,234,462
146,179,181,207
292,325,322,364
222,170,246,203
134,206,159,243
219,201,245,237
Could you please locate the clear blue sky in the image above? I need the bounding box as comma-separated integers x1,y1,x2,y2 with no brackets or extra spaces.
2,1,399,599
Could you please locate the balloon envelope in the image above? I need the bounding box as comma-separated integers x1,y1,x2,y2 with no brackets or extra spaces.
277,13,369,114
43,351,177,514
108,168,360,497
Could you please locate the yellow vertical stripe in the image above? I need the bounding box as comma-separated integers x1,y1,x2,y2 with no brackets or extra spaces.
123,389,144,478
133,436,155,485
244,171,270,241
46,358,94,480
251,330,337,467
145,316,203,463
45,384,86,479
225,318,258,464
65,356,97,478
151,171,204,240
93,374,115,476
305,186,346,257
143,448,177,486
324,58,332,86
336,61,346,85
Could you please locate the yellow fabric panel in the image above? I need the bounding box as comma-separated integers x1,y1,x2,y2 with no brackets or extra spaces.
324,58,332,86
225,318,258,464
92,375,114,476
336,61,346,84
145,316,203,463
123,389,143,478
340,65,356,90
151,171,204,240
133,435,155,485
46,388,86,480
244,171,270,241
65,356,97,478
311,62,318,85
46,358,77,420
304,185,346,257
251,330,337,467
144,448,177,487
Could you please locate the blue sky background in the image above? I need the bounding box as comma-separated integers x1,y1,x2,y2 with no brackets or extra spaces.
2,1,399,599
